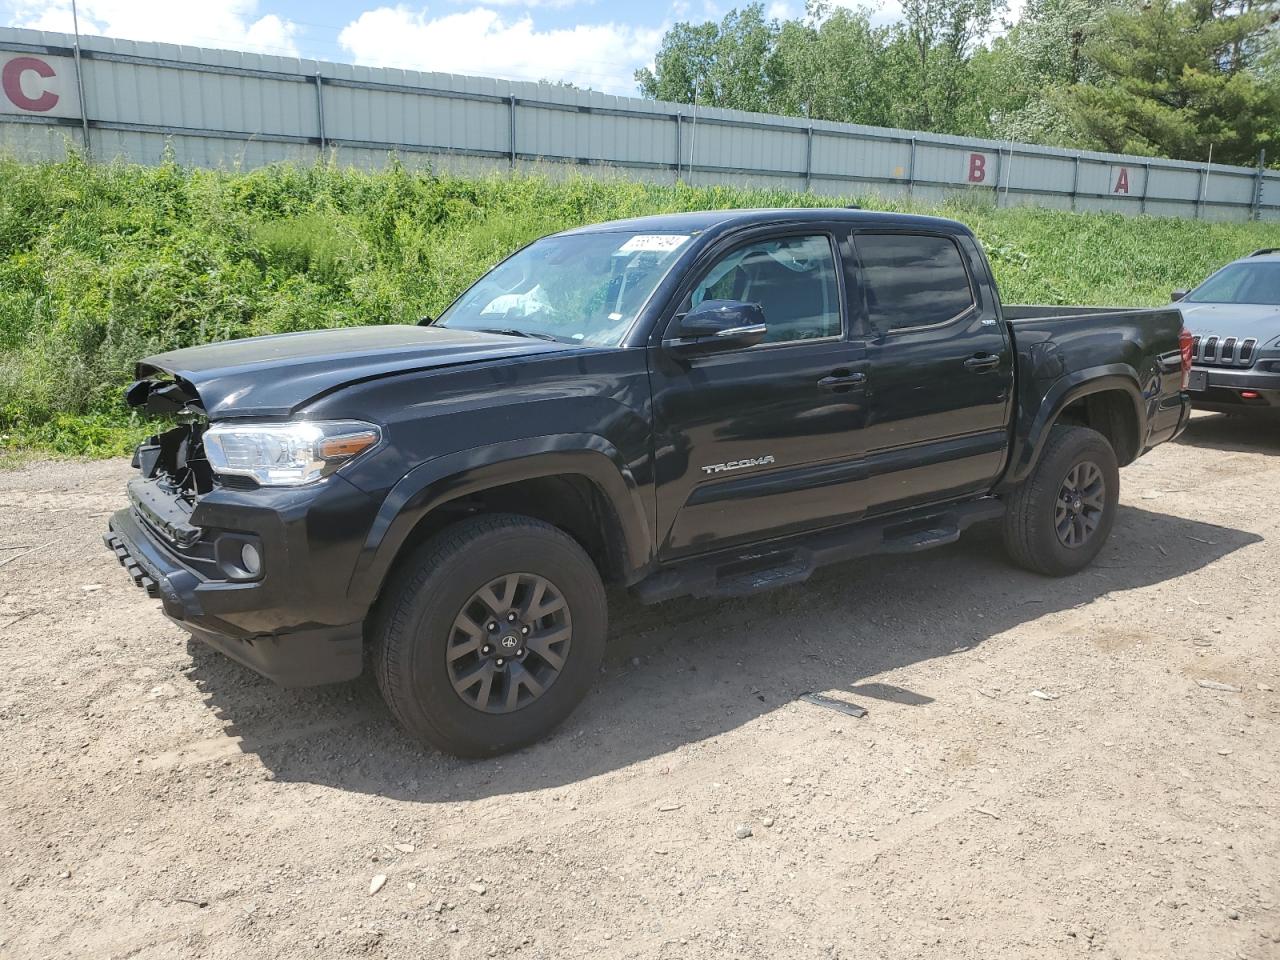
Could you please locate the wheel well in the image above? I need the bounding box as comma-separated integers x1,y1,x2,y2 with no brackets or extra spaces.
1055,389,1141,466
389,474,630,586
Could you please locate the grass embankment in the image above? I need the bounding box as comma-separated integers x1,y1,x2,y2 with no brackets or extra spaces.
2,155,1278,457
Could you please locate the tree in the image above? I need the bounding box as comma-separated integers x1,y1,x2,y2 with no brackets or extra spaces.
768,5,895,125
635,5,779,113
636,0,1004,136
1063,0,1280,164
971,0,1127,144
884,0,1006,132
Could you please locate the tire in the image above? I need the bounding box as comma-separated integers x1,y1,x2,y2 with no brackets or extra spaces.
1002,425,1120,577
371,513,607,757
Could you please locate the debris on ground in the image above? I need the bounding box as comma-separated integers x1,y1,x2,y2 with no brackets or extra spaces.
798,692,868,718
1197,679,1243,693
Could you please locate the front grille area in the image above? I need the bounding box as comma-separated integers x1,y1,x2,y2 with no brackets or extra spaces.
215,474,260,491
1191,334,1258,367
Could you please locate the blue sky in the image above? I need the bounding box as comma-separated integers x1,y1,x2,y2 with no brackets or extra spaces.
1,0,931,96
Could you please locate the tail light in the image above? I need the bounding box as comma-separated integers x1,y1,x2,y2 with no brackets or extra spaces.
1179,328,1193,390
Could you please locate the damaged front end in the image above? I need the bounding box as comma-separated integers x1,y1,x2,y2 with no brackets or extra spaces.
125,373,216,500
103,366,372,686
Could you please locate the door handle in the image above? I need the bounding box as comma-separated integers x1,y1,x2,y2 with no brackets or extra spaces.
964,354,1002,373
818,371,867,391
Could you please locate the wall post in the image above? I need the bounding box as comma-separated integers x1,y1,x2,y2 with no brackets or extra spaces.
1253,149,1267,221
508,95,517,169
313,73,327,154
804,125,813,193
992,147,1004,207
674,114,682,181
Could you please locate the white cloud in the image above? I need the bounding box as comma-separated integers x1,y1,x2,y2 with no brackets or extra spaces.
338,5,664,94
450,0,588,7
5,0,301,57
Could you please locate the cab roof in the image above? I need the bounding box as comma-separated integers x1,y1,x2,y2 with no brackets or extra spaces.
558,207,972,239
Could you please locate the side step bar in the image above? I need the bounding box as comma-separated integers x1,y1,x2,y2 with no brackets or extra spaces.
632,497,1004,604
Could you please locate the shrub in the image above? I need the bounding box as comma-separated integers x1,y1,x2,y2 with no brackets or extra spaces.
2,155,1278,456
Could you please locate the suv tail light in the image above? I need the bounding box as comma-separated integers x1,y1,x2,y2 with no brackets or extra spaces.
1179,328,1193,390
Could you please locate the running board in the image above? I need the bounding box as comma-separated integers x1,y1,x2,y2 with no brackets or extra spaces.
632,497,1003,604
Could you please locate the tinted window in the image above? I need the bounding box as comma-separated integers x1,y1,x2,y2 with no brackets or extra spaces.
855,234,975,331
690,235,841,344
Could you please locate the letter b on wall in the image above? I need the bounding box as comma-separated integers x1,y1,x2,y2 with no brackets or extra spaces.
0,54,80,118
967,153,988,183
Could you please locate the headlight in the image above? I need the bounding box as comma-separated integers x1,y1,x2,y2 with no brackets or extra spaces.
203,420,381,487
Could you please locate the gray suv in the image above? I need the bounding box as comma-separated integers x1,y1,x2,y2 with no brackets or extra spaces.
1174,248,1280,417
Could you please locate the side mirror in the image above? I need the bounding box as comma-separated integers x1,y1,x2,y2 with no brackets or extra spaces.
417,315,435,326
665,300,767,353
1170,289,1188,302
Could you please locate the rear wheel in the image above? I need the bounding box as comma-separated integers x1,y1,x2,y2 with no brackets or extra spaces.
1003,425,1119,576
372,514,607,757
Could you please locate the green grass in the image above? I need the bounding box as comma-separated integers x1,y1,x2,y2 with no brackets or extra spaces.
3,153,1279,457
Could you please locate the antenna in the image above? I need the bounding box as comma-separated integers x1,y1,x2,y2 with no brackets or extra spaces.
1200,143,1214,208
70,0,91,157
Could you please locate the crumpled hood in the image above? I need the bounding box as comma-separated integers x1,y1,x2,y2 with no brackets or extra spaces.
1178,302,1280,342
131,324,573,419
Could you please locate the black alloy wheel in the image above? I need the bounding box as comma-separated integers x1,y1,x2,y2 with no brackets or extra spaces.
447,572,572,714
1054,460,1106,548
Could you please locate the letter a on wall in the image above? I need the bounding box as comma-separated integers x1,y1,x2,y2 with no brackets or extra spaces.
1113,167,1130,195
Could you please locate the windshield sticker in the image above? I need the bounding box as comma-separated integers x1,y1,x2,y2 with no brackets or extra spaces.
617,234,690,254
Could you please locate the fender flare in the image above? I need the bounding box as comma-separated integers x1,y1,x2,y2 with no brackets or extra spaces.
1003,365,1147,487
347,433,651,605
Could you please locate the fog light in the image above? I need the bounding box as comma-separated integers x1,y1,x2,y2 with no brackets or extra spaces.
240,542,262,576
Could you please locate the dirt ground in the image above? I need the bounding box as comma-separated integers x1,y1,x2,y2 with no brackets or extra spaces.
1,412,1278,960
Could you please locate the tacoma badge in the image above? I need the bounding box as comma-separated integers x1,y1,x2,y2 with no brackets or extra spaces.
700,456,776,475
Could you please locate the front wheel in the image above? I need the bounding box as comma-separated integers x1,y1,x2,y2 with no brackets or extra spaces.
1002,425,1120,577
372,514,607,757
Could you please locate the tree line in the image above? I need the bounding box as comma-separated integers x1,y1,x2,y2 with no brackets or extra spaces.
635,0,1280,167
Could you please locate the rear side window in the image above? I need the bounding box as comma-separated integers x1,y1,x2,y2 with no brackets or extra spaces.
855,234,975,331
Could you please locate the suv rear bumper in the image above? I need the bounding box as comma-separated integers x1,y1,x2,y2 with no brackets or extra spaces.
105,506,364,687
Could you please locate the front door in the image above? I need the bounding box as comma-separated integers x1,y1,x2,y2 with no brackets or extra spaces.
648,230,871,559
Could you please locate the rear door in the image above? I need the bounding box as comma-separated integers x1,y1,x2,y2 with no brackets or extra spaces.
852,230,1013,513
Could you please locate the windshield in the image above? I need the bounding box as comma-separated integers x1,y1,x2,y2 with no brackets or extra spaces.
1186,261,1280,305
435,231,693,346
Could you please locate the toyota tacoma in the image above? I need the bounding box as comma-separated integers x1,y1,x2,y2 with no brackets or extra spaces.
105,209,1192,756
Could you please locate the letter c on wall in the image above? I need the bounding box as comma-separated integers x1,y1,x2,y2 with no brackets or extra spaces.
2,57,59,112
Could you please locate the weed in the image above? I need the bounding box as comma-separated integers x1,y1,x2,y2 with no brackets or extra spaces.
2,157,1277,456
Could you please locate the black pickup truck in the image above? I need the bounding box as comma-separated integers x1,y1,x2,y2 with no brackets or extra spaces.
106,209,1192,756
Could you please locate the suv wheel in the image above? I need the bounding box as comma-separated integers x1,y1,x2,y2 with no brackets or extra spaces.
372,514,607,757
1002,425,1119,576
